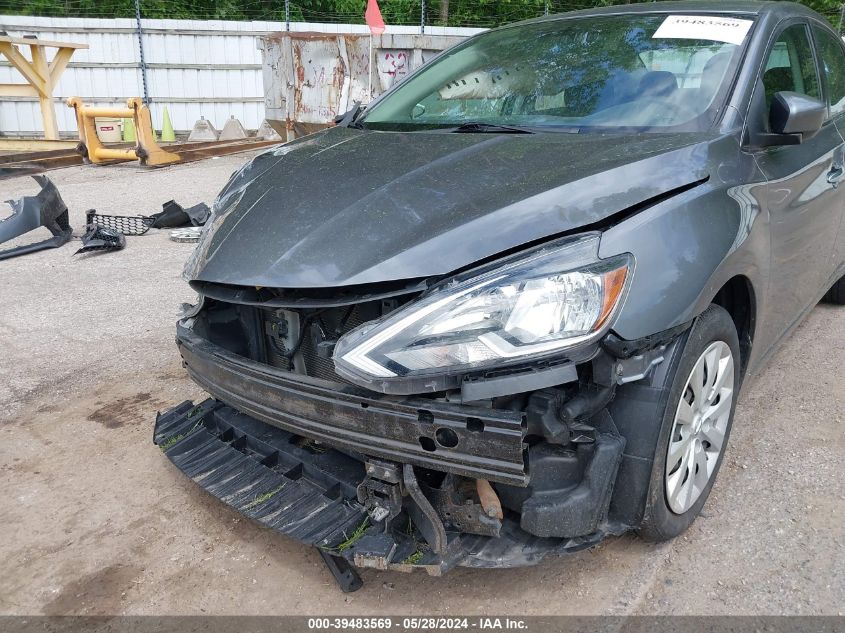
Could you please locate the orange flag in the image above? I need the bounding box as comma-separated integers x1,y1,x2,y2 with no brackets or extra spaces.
366,0,386,35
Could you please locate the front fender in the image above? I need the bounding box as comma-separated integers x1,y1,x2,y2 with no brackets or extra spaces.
599,157,768,347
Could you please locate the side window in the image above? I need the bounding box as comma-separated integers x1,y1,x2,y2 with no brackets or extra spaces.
813,26,845,117
762,24,820,112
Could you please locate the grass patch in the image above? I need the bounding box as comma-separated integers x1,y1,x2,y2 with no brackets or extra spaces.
331,517,370,553
401,549,424,565
243,484,286,510
159,418,204,451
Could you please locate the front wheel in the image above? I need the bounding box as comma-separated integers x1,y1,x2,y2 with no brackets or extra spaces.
638,304,741,541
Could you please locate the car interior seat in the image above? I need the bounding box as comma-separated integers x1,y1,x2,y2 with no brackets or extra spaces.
637,70,679,99
762,66,795,109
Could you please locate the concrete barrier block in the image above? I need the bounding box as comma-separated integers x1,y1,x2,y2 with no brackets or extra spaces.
219,116,248,141
257,119,283,141
187,116,219,141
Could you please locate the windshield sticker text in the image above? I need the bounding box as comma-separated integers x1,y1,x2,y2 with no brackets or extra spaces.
653,15,753,45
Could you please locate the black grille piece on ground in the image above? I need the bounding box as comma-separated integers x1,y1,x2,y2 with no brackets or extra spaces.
154,399,368,549
83,200,211,237
84,210,154,236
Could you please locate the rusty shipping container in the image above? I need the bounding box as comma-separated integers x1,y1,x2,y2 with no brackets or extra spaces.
260,32,468,140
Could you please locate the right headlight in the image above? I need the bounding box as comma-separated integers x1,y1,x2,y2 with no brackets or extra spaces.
333,234,632,392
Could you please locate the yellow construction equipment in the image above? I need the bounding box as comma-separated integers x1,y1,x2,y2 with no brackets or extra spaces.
66,97,180,166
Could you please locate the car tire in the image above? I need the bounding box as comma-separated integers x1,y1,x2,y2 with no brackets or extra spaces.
638,304,741,542
823,276,845,305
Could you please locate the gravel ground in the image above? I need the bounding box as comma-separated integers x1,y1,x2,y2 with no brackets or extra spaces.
0,156,843,616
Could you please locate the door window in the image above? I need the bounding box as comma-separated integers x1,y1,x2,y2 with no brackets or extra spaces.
812,25,845,116
762,24,820,114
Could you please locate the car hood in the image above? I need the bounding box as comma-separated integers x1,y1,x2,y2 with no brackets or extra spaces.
186,126,716,288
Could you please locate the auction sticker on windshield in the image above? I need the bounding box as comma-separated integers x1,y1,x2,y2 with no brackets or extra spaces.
653,15,754,45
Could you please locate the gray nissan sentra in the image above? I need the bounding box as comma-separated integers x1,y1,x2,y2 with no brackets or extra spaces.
154,1,845,586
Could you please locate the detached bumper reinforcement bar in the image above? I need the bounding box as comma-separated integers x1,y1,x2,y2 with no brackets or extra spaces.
176,325,528,486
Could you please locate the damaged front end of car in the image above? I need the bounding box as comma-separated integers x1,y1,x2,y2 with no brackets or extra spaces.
154,227,680,582
151,111,725,586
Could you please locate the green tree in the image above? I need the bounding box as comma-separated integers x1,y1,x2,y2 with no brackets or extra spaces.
0,0,842,29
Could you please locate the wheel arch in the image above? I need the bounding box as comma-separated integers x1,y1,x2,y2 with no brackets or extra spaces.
708,274,756,378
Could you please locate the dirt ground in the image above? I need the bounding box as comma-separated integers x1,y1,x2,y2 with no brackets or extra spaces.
0,155,843,616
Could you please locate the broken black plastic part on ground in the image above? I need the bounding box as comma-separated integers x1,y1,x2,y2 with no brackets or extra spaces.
75,224,126,255
318,550,363,593
0,175,73,261
149,200,210,228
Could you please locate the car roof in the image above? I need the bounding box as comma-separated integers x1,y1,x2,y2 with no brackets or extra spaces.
517,1,826,24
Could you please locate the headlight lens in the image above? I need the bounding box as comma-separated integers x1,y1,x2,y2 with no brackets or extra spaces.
333,235,630,387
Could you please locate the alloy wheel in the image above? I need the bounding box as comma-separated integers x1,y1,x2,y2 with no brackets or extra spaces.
665,340,735,514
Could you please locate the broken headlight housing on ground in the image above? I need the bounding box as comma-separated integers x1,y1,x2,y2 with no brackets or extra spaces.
333,234,631,392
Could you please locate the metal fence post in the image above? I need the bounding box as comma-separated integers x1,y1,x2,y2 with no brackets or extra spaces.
545,0,549,16
421,0,426,34
285,0,290,32
134,0,150,103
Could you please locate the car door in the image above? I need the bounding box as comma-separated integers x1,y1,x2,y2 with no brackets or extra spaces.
752,21,845,348
812,23,845,287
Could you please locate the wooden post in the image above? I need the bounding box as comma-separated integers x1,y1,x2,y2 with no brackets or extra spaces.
0,36,87,140
29,42,58,140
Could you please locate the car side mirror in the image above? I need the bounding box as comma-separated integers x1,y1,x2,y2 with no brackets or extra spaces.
752,91,827,148
770,91,826,138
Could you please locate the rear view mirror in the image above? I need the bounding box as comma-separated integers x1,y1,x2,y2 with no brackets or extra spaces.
753,91,826,148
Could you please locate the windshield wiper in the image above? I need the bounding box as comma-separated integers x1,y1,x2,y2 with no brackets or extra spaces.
335,102,365,129
447,122,536,134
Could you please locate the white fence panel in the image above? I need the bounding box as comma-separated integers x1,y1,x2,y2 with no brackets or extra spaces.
0,15,275,135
